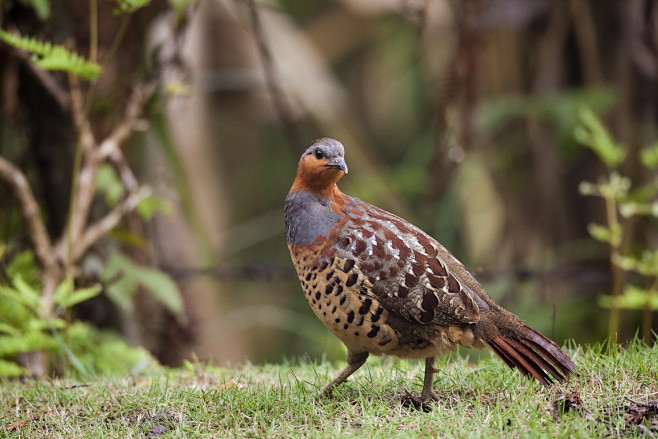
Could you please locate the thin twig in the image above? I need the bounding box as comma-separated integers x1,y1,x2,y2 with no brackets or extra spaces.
568,0,603,85
0,156,57,270
62,80,156,262
9,47,70,111
55,82,157,261
73,187,151,261
243,0,302,151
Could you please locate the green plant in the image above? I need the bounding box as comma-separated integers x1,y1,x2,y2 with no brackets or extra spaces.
0,0,192,377
0,250,158,377
577,106,658,345
0,29,101,79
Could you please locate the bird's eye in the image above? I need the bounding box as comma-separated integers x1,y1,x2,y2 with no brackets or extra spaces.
314,149,324,160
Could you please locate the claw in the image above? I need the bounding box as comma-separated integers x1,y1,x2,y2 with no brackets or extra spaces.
421,388,440,403
401,387,436,412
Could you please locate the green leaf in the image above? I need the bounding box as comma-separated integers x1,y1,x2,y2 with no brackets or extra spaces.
106,275,137,312
96,164,125,205
54,279,102,308
615,250,658,276
0,286,34,329
6,250,39,284
0,323,18,335
136,193,172,220
598,285,658,311
587,223,621,246
575,106,625,167
0,331,58,356
114,0,151,14
102,253,185,323
0,29,101,80
640,142,658,169
0,358,28,377
12,274,42,311
131,266,185,323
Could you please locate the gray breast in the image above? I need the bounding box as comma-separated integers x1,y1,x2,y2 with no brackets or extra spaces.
285,191,341,246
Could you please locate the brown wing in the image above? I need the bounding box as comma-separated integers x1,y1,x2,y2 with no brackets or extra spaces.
333,196,489,326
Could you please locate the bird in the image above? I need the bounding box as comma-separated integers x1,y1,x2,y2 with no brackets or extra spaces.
284,138,576,403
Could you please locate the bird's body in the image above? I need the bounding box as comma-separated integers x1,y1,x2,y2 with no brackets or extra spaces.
285,138,575,402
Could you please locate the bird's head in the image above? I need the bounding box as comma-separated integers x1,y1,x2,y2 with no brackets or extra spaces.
290,138,348,195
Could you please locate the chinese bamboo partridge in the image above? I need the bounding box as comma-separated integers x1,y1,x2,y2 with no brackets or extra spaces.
285,138,576,403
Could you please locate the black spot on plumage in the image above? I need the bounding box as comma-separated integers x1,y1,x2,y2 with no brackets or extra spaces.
405,273,419,288
428,258,447,276
335,318,340,323
371,313,380,323
305,272,313,281
339,295,346,305
346,273,358,287
398,286,409,298
335,284,344,296
367,325,380,338
427,274,445,289
342,259,355,273
325,284,334,295
422,292,438,310
447,275,460,294
347,310,355,323
331,305,337,313
343,324,349,330
315,292,321,301
358,298,372,314
353,239,367,256
412,263,425,276
325,270,335,281
419,309,433,323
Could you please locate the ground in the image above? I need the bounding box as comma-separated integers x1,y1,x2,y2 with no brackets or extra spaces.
1,340,657,438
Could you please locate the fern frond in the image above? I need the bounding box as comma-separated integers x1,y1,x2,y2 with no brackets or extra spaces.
0,29,101,80
114,0,152,14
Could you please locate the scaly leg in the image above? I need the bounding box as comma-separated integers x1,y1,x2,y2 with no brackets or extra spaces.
322,350,369,396
421,357,440,403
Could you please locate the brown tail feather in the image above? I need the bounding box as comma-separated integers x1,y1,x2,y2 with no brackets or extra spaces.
486,324,576,386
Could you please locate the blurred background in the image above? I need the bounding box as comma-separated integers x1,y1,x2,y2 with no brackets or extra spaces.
0,0,657,373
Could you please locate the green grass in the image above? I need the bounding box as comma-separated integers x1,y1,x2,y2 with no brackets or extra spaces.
1,340,657,438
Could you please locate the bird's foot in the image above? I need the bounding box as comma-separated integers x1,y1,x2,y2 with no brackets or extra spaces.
320,383,335,398
400,387,436,412
421,388,440,403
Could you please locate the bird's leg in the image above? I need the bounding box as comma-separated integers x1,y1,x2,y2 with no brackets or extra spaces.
421,357,440,403
321,350,369,396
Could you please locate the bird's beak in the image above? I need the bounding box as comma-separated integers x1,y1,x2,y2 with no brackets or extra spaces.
326,157,348,174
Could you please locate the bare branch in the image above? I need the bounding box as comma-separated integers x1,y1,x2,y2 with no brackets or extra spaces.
105,81,157,148
243,0,302,151
62,81,157,258
0,156,57,269
73,187,151,261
